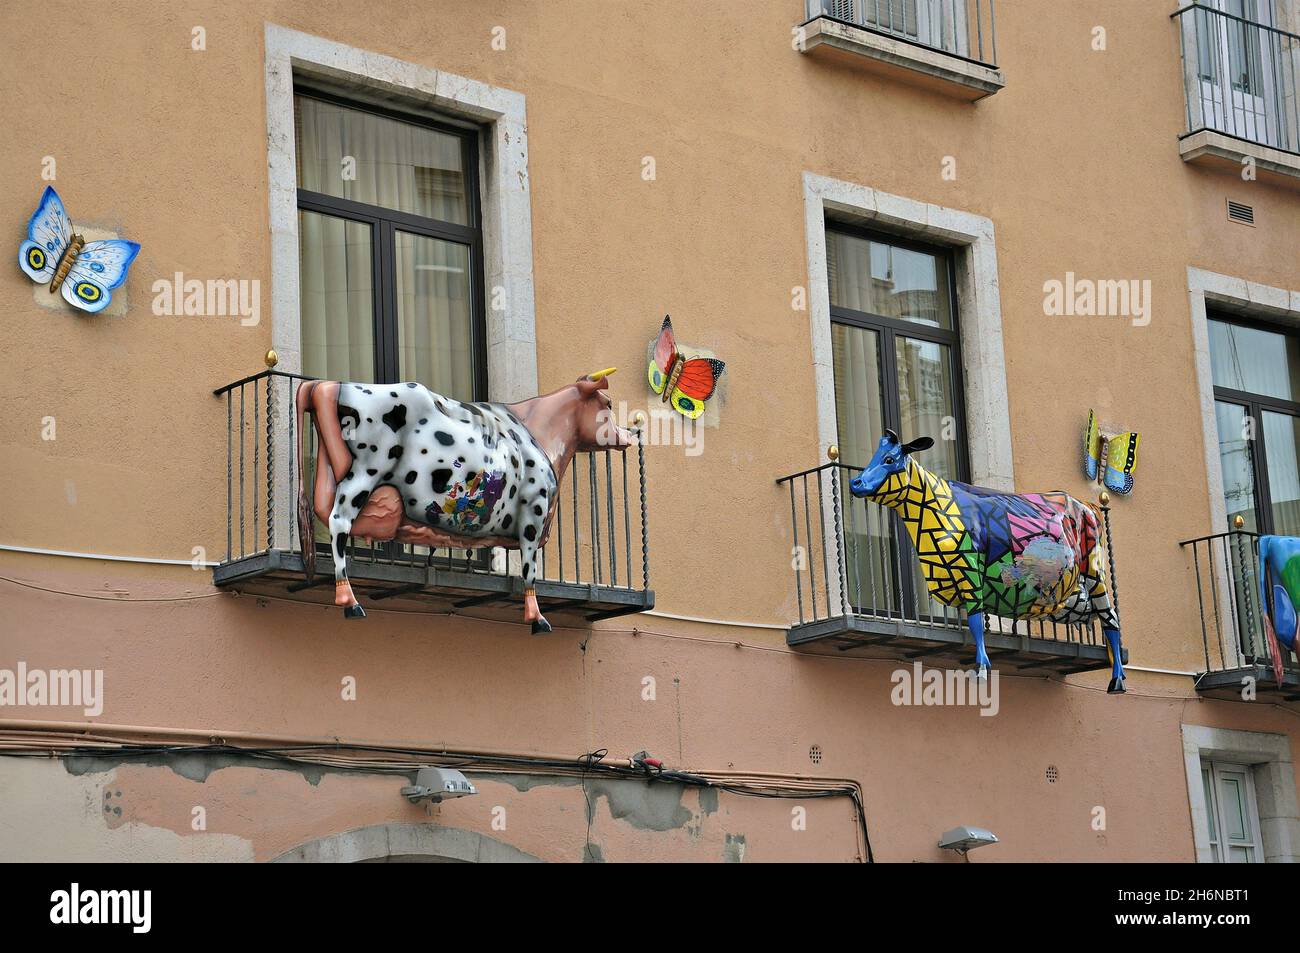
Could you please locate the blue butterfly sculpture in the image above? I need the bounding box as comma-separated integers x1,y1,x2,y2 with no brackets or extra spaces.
18,186,139,313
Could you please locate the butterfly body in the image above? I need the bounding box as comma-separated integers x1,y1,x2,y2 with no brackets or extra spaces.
18,186,139,314
647,315,725,419
1084,409,1139,496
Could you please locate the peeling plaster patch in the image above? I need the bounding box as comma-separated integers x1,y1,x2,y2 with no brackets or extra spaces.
698,786,719,815
584,780,692,832
724,832,746,863
62,750,419,788
477,771,582,793
582,842,604,863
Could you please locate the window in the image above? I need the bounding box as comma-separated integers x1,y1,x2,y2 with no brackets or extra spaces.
1191,0,1289,149
1201,759,1264,862
294,89,485,400
828,225,967,616
1208,315,1300,535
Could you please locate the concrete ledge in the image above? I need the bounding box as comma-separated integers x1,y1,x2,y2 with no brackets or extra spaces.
797,16,1004,101
1179,128,1300,188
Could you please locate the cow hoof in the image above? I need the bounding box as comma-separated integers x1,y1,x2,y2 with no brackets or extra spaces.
531,617,552,635
344,603,367,620
1107,676,1126,695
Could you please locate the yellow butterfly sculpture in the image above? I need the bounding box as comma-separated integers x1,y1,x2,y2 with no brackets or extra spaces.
1084,410,1139,495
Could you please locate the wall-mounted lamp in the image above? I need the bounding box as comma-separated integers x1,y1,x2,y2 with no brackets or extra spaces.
401,767,478,804
938,825,999,857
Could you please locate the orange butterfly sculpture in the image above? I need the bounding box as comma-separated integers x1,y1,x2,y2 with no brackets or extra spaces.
647,315,726,419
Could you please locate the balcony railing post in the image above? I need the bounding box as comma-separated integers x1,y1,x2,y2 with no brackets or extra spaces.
637,433,649,592
265,374,274,552
830,464,849,617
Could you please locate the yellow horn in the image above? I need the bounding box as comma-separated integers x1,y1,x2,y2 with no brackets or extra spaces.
588,367,617,381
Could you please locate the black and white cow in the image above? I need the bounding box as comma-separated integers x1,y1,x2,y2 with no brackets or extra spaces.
296,369,632,632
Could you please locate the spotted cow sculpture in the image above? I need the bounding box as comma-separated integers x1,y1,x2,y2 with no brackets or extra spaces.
296,368,634,633
1257,535,1300,686
849,430,1127,693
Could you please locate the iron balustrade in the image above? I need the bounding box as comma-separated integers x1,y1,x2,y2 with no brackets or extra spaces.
212,370,650,594
1179,529,1300,678
803,0,998,68
1173,4,1300,155
776,460,1110,650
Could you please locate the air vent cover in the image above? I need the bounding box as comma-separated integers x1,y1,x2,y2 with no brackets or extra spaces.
1228,200,1255,226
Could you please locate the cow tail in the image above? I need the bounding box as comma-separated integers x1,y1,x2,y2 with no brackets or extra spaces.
296,380,316,583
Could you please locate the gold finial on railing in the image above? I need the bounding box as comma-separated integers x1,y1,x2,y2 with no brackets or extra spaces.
264,349,279,368
827,445,839,462
631,411,646,430
1233,514,1245,530
1099,490,1111,506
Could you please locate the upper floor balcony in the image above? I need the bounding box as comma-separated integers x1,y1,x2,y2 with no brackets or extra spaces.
211,368,654,627
1181,528,1300,702
1173,3,1300,183
776,457,1120,676
797,0,1004,100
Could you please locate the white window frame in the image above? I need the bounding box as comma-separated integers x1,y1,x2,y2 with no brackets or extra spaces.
1202,759,1266,861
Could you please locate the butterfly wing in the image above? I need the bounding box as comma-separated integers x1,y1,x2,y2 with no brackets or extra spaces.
19,187,72,283
1083,409,1101,481
1103,431,1139,495
668,358,725,419
648,315,678,396
61,239,141,314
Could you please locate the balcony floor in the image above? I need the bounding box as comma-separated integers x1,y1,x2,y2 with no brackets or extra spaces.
1195,664,1300,704
787,613,1119,674
214,549,654,626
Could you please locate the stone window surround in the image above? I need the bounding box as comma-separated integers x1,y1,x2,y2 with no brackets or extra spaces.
1181,724,1300,863
263,23,539,403
801,171,1014,492
1187,267,1300,534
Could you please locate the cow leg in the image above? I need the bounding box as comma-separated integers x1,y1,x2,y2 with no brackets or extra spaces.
519,539,550,635
330,500,366,620
967,609,992,678
1103,627,1125,694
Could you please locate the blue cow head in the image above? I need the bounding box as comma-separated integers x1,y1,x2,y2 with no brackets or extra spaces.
849,430,935,498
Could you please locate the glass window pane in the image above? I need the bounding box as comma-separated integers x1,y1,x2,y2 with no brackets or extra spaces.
1216,401,1257,532
1263,411,1300,536
827,231,952,330
295,94,469,225
1208,319,1300,401
1218,773,1249,841
895,336,960,481
395,231,473,400
298,210,374,381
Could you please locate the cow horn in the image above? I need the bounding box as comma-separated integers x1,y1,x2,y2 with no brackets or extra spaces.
588,367,617,381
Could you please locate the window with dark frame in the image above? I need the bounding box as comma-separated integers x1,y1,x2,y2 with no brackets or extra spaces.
1208,313,1300,537
826,224,969,619
293,88,487,401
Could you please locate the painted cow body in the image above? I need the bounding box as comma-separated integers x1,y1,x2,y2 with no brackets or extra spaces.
296,370,633,632
849,430,1126,693
1257,535,1300,685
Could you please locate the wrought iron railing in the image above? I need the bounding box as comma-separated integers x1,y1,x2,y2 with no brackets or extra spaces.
776,460,1110,648
1180,529,1300,676
1173,4,1300,155
213,370,649,592
804,0,998,68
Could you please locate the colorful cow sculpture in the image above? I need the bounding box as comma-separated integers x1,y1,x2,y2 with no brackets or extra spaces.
296,369,634,633
849,430,1127,693
1257,535,1300,686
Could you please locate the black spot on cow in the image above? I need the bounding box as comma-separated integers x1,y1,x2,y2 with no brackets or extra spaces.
468,437,475,444
508,429,521,443
336,533,348,558
382,404,408,433
509,486,517,498
343,470,354,482
338,403,361,429
405,471,418,485
526,459,535,468
421,448,428,454
390,391,398,398
431,469,453,493
537,488,547,498
338,494,347,507
533,505,544,517
366,468,378,476
419,418,428,425
382,472,393,481
351,490,370,510
502,514,513,530
407,382,418,388
528,478,536,484
388,446,403,459
511,455,519,468
434,400,449,416
408,498,417,506
435,431,454,446
366,417,372,423
524,525,537,542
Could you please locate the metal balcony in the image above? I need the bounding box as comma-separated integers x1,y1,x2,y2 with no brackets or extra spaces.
1180,530,1300,702
776,460,1120,675
1172,4,1300,180
212,370,653,626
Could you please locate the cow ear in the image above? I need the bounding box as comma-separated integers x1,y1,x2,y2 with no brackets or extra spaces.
902,437,934,453
883,429,899,445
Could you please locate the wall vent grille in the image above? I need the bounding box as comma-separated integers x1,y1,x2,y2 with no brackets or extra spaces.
1228,200,1255,226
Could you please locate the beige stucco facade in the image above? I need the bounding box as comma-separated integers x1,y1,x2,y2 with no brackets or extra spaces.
1,0,1299,862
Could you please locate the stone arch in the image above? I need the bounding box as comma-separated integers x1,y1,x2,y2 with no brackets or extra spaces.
272,823,543,863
